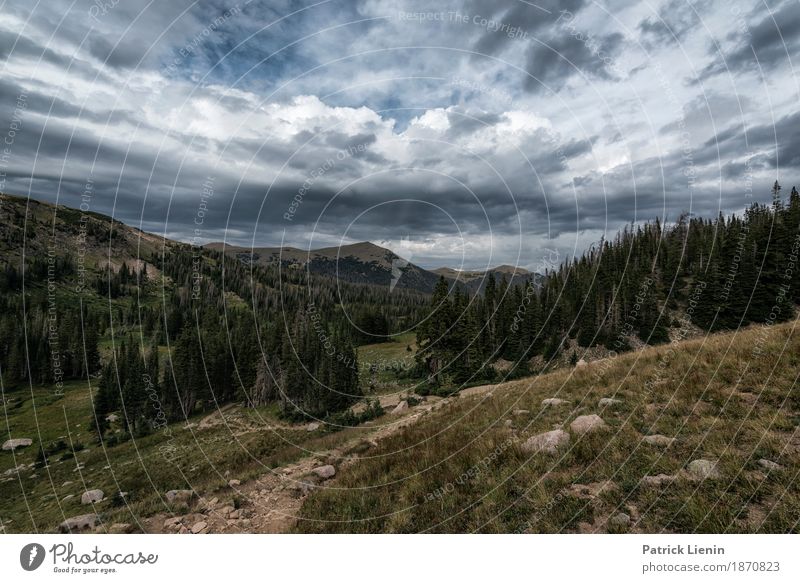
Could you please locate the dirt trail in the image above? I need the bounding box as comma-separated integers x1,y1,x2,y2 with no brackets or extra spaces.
144,396,451,534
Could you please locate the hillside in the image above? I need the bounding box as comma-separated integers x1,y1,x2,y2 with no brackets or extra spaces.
206,240,444,293
297,321,800,533
0,192,175,275
2,320,796,534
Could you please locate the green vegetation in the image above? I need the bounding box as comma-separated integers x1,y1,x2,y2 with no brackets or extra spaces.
297,321,800,533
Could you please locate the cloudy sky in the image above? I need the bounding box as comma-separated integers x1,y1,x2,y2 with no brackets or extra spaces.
0,0,798,270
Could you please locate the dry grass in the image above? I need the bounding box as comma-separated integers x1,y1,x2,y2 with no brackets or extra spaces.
296,320,800,533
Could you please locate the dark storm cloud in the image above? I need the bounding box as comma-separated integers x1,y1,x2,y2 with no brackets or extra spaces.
695,0,800,81
706,110,800,169
638,0,712,50
468,0,588,56
2,0,798,268
523,32,625,93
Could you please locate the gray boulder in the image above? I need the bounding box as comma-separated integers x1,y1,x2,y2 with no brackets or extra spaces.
541,398,568,407
522,429,570,455
81,489,104,505
609,512,631,527
598,398,622,407
391,401,408,415
2,438,33,451
570,414,607,435
165,489,194,506
58,513,98,533
642,434,675,447
312,465,336,479
686,459,720,480
758,459,783,471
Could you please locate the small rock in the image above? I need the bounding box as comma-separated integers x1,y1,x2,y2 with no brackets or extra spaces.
642,434,675,447
105,414,119,423
61,495,74,502
570,414,607,435
2,438,33,451
312,465,336,480
228,510,239,520
598,398,621,407
306,422,320,432
758,459,783,471
686,459,720,480
191,521,207,534
391,401,408,415
109,523,133,534
163,517,182,529
609,512,631,527
576,359,588,367
504,419,513,427
59,513,98,533
522,429,570,455
81,489,104,505
640,474,676,487
228,479,241,487
165,489,194,506
513,409,530,415
541,398,568,407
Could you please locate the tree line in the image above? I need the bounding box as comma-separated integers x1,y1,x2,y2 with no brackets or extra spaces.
415,183,800,388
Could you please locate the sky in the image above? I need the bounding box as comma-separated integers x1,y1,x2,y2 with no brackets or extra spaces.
0,0,798,271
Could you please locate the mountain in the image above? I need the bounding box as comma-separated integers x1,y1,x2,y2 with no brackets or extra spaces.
432,264,540,294
205,240,445,293
206,241,544,295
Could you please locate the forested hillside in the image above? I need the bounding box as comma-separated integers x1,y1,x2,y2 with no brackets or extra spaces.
414,183,800,388
0,193,427,443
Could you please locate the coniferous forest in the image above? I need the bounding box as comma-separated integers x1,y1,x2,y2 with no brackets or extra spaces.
1,183,799,442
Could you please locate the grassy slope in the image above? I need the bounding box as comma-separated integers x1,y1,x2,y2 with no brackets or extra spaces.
357,332,417,392
297,321,800,533
0,379,363,533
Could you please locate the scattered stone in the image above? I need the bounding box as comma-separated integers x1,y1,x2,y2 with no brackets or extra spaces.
642,434,676,447
109,523,133,534
306,422,320,432
686,459,720,480
513,409,530,415
81,489,104,505
312,465,336,480
228,510,239,520
105,414,119,423
59,513,98,533
228,479,241,487
165,489,194,506
522,429,570,455
541,398,568,407
570,414,607,435
598,398,621,407
391,401,408,415
163,517,182,529
576,359,588,367
609,512,631,527
758,459,783,471
563,481,618,500
190,521,207,534
504,419,513,427
640,474,676,487
2,438,33,451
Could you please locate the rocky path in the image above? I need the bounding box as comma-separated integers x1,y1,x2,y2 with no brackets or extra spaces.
143,395,451,534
